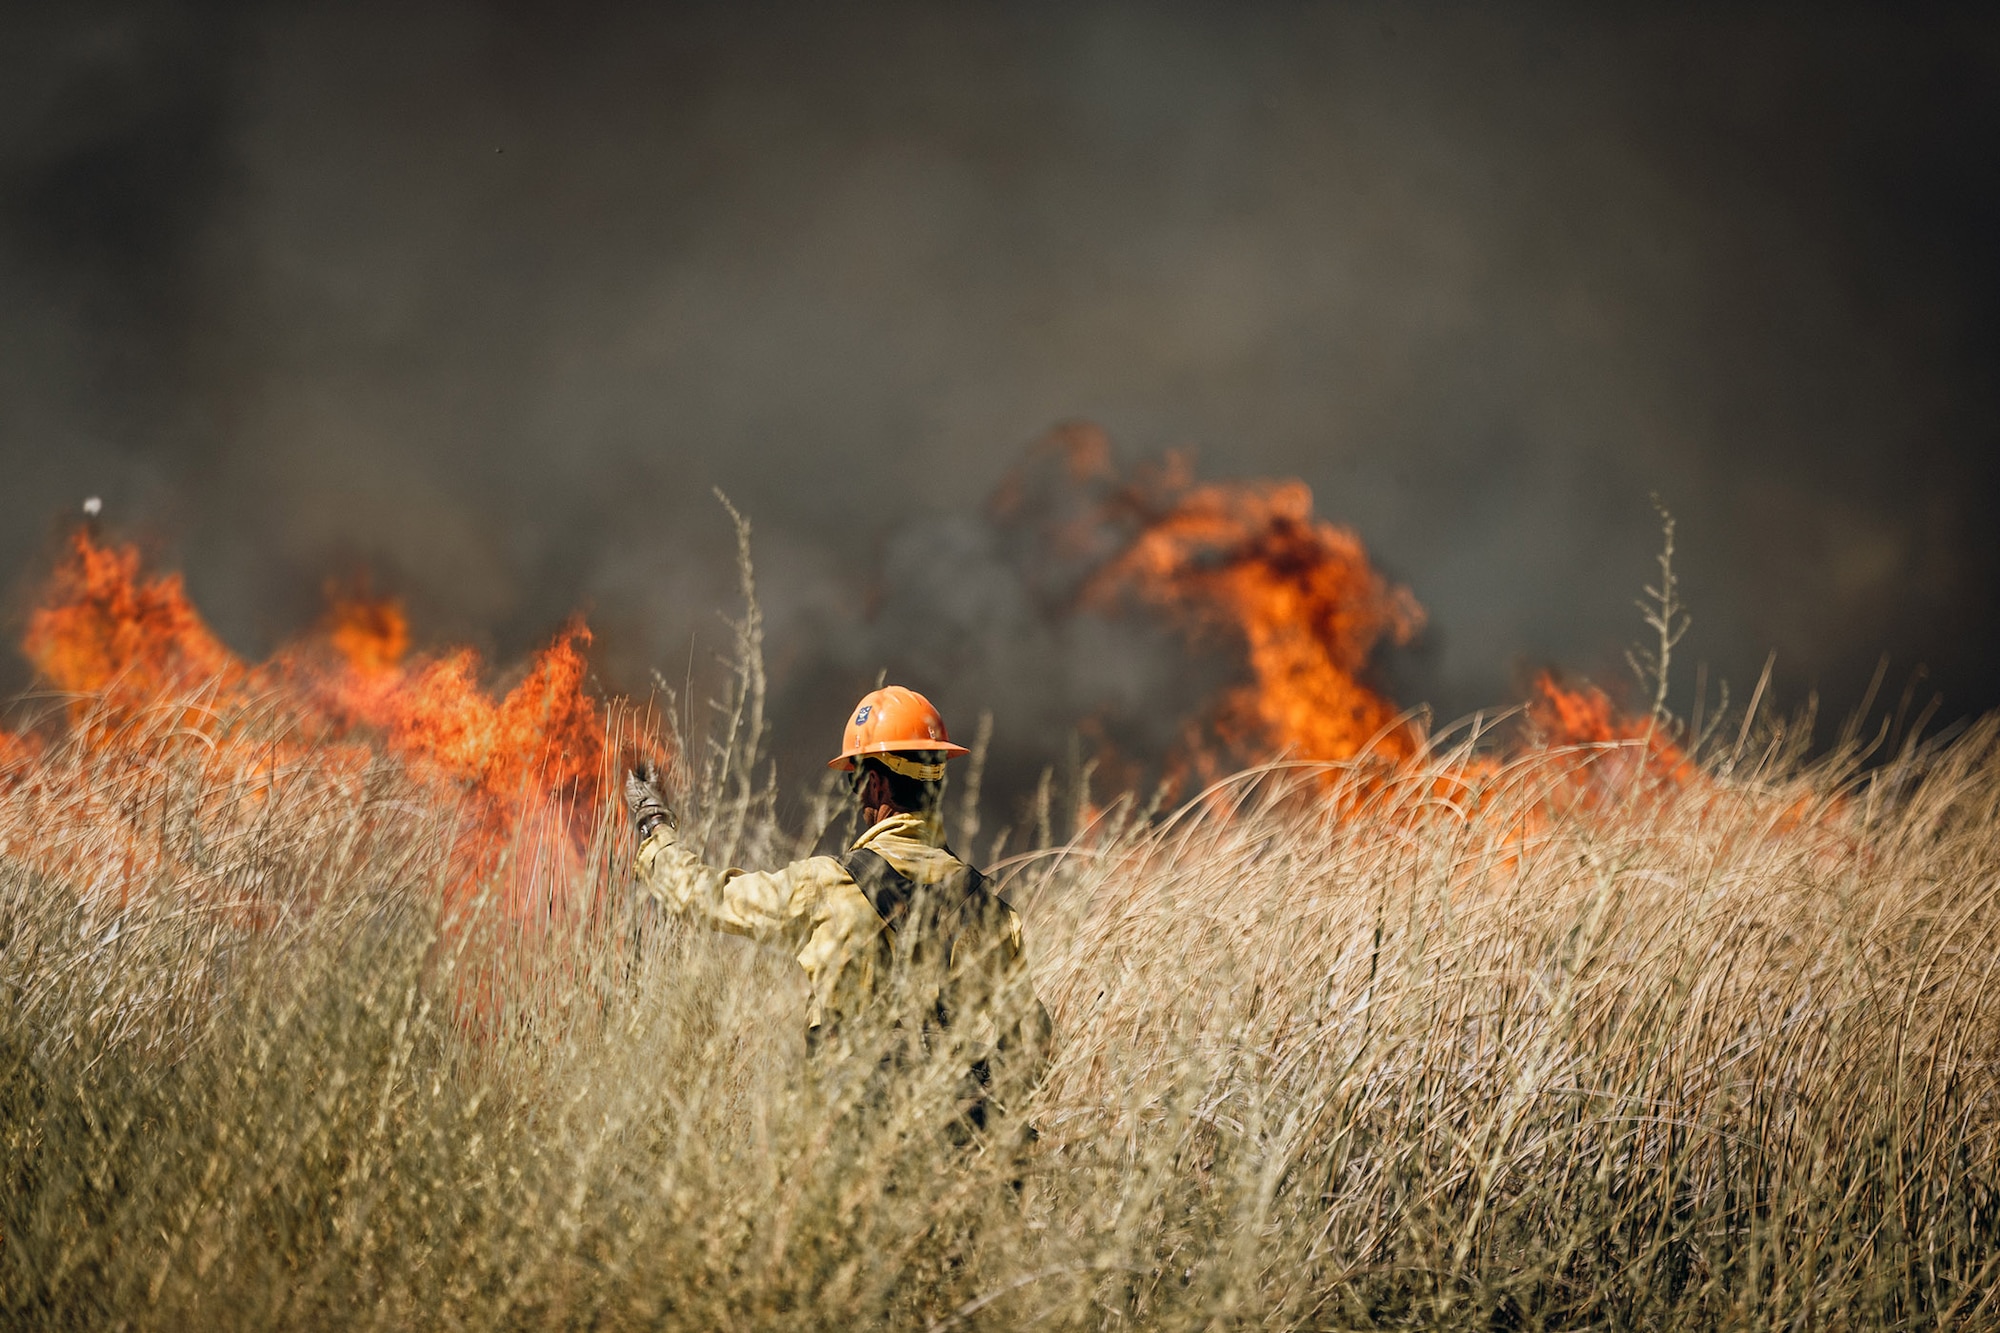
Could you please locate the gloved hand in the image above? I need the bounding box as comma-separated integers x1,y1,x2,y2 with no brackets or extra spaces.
623,759,677,843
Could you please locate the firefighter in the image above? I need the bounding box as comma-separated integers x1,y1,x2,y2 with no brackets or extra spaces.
623,685,1051,1135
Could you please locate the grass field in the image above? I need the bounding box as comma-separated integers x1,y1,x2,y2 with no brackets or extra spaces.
2,658,1996,1331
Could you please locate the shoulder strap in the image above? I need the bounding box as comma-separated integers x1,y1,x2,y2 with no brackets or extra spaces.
839,849,1020,1034
838,847,918,928
839,847,1004,933
944,861,1006,937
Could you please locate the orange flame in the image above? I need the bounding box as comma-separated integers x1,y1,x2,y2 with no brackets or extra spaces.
0,729,37,788
1087,464,1423,769
325,588,410,676
6,530,651,928
24,531,240,704
1527,670,1693,786
317,623,613,899
995,432,1697,807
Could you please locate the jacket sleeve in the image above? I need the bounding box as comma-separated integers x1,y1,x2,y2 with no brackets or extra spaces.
634,831,887,1032
634,828,831,943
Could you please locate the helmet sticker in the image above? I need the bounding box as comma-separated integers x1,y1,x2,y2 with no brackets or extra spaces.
854,705,872,725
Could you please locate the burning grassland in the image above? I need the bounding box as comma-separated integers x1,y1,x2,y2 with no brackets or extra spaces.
1,491,1997,1329
5,529,654,930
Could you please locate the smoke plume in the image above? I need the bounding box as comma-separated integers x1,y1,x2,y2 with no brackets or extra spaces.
5,2,1999,822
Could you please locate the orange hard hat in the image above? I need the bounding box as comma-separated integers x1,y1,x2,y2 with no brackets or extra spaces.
828,685,970,772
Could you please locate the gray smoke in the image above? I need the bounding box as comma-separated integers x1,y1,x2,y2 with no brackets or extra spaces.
5,2,1999,823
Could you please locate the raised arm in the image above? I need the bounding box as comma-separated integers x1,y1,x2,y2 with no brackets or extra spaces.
634,830,838,942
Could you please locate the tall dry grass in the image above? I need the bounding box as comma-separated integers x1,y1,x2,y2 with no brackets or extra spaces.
1,667,1997,1330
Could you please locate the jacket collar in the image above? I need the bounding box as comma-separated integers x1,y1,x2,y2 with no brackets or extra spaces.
852,809,947,852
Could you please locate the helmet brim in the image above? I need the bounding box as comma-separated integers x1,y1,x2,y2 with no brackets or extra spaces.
827,739,972,770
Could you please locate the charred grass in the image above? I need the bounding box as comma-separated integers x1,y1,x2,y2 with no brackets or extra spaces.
1,693,1998,1331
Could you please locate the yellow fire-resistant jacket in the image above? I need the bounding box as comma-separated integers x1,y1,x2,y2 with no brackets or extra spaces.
634,812,1050,1085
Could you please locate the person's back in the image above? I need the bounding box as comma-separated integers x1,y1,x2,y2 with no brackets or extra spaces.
625,686,1051,1132
834,815,1048,1132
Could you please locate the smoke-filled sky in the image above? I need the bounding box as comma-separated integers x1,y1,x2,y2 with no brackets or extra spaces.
5,2,1999,817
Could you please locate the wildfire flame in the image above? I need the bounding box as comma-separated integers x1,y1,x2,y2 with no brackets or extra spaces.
981,427,1696,802
4,529,647,925
1526,670,1694,787
325,589,410,676
6,458,1700,933
24,532,240,703
1088,465,1424,769
992,428,1692,798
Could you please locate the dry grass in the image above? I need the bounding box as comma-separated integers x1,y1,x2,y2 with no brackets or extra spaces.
1,679,1997,1330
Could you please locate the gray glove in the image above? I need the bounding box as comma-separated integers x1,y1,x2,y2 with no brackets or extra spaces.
623,759,677,843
